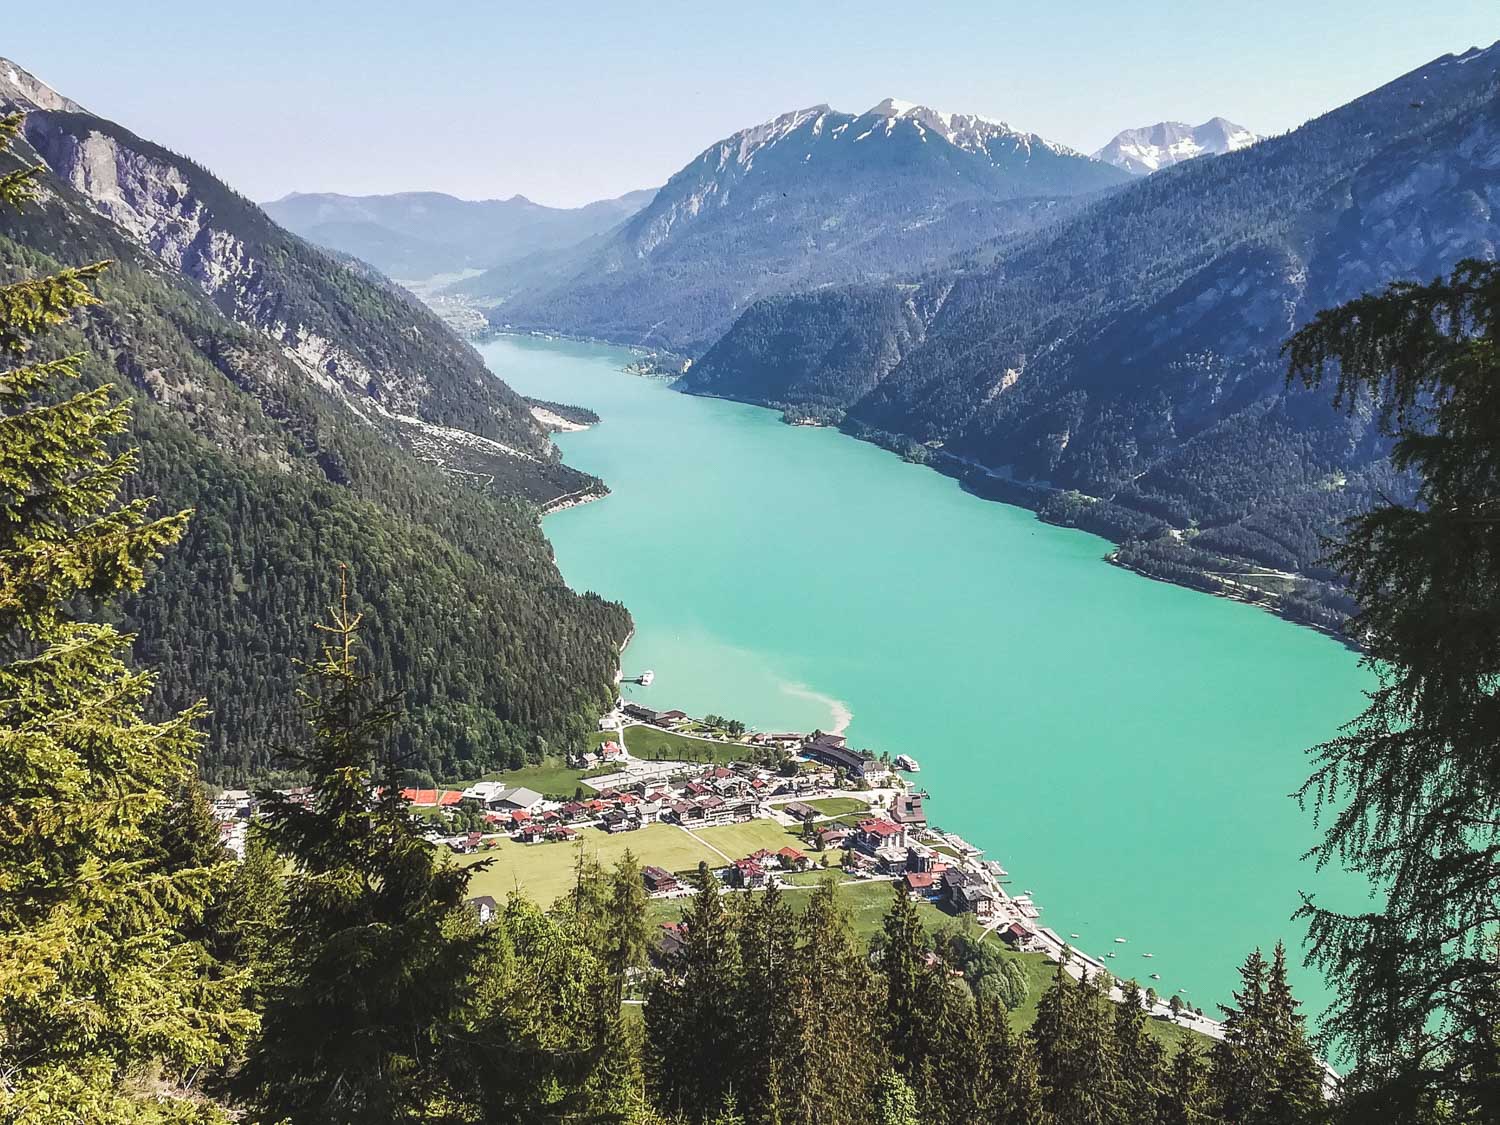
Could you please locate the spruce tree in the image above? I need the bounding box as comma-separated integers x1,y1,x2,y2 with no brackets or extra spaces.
1159,1041,1211,1125
1211,945,1323,1125
1285,260,1500,1109
1030,963,1121,1125
237,572,485,1124
1114,979,1166,1125
977,997,1046,1125
784,880,881,1125
878,880,929,1078
0,112,252,1123
645,862,744,1118
737,880,798,1123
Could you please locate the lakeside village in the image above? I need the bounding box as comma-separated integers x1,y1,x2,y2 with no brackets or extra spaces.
210,698,1228,1042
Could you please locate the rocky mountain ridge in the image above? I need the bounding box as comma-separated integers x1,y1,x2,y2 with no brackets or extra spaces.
455,96,1131,351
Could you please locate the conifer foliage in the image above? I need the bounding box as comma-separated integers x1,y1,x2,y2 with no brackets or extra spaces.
0,113,253,1123
1286,260,1500,1116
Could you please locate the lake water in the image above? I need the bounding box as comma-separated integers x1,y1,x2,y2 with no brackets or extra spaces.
482,333,1374,1021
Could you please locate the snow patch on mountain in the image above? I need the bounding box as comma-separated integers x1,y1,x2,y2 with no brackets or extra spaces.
1093,117,1260,175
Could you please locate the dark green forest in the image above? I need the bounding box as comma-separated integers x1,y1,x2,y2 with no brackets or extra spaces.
0,114,630,784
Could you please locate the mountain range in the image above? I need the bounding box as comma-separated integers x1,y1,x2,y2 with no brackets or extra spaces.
679,44,1500,628
454,98,1133,352
0,58,630,781
262,186,655,280
1092,117,1260,174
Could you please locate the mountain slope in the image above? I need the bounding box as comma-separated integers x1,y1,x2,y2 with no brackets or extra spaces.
263,187,655,279
0,60,630,781
1093,117,1260,174
459,99,1130,352
683,44,1500,629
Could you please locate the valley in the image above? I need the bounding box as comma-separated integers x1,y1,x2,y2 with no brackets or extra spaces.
479,331,1373,1023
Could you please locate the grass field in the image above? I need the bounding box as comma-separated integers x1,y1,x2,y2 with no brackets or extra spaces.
454,824,719,906
475,760,589,799
622,724,745,764
690,819,803,858
801,797,869,817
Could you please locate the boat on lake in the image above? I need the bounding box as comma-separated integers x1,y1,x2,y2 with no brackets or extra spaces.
894,754,921,772
1114,937,1128,944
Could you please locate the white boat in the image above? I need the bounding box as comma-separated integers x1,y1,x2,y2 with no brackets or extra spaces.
894,754,921,772
638,670,655,686
1142,952,1154,958
1150,973,1161,980
1069,933,1080,939
1114,937,1127,944
1107,952,1116,958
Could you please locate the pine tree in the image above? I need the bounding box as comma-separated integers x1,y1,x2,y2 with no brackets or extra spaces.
0,112,253,1123
237,572,485,1124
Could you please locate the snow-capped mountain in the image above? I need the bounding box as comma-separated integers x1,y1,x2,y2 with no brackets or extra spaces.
1092,117,1260,175
457,97,1129,350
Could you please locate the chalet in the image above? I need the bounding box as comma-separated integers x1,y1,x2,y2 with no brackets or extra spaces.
777,846,808,870
623,703,659,723
654,709,689,728
892,792,928,828
598,740,624,759
655,922,688,962
999,922,1033,949
817,826,852,851
642,866,681,895
466,895,498,924
730,857,768,889
546,825,579,842
782,801,819,823
559,801,587,821
856,817,904,852
903,871,938,897
636,797,663,823
601,809,636,834
517,822,545,843
669,801,704,827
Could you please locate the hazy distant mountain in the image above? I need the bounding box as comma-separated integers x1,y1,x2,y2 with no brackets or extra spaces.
684,44,1500,628
459,98,1131,352
262,187,656,279
1092,117,1260,175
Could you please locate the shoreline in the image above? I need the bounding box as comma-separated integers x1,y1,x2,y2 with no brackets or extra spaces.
678,387,1355,648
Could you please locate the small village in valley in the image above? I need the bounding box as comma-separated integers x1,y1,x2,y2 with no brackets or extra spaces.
211,694,1231,1047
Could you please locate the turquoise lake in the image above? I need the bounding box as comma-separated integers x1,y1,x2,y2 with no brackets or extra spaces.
482,332,1374,1022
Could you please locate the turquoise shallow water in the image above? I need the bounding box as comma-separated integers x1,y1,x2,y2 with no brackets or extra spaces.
483,333,1374,1021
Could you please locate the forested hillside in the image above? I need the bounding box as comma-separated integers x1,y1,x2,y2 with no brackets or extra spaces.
683,44,1500,628
465,99,1128,352
0,68,632,783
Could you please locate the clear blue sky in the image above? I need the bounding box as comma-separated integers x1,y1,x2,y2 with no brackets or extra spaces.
5,1,1496,206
